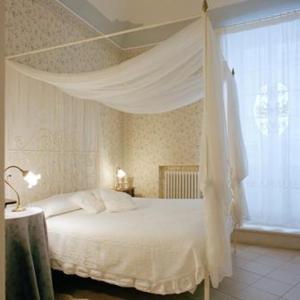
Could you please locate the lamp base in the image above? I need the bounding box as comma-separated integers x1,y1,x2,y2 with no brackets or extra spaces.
12,206,26,212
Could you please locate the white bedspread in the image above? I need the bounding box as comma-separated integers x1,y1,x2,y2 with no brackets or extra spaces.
46,198,206,294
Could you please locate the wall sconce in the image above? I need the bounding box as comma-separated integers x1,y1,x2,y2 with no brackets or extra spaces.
4,165,41,212
115,167,128,191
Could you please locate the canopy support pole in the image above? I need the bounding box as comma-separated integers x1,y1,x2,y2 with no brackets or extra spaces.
202,0,208,12
202,1,210,300
204,272,210,300
233,224,239,255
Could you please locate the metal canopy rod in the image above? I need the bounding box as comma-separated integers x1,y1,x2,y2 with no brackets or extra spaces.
202,1,211,299
202,0,208,13
6,13,202,60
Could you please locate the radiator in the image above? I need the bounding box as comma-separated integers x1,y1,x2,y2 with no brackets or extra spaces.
159,166,201,199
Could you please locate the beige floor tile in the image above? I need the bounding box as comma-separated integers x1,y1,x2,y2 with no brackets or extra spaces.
263,249,299,261
231,267,262,285
232,256,252,269
280,262,300,275
282,283,300,300
234,286,280,300
235,249,261,260
267,269,300,286
251,277,292,296
240,261,277,275
289,256,300,264
217,278,247,298
211,289,237,300
254,255,290,268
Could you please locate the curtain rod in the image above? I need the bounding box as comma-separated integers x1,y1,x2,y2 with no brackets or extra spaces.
217,9,300,32
6,13,202,60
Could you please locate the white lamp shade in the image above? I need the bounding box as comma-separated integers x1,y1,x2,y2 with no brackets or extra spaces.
117,168,126,179
24,171,41,188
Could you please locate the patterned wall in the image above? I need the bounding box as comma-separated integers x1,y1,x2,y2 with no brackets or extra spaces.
5,0,125,202
5,0,125,72
123,101,203,197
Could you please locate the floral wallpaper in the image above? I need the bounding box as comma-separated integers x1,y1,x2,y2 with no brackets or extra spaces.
121,46,153,60
5,0,125,73
13,40,125,73
123,101,203,198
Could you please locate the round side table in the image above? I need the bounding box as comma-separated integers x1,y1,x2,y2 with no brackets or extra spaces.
5,207,55,300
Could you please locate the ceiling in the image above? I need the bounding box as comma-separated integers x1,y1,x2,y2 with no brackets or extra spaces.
57,0,300,49
85,0,247,25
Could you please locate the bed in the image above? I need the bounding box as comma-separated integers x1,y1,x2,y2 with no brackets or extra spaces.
46,198,214,295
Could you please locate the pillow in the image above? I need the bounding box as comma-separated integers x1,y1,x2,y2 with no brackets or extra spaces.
100,189,136,212
90,188,103,203
27,193,80,218
70,190,105,213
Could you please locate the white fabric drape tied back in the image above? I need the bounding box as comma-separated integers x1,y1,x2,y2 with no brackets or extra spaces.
226,68,249,226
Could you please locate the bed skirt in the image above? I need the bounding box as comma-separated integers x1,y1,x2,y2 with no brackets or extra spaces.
51,259,205,295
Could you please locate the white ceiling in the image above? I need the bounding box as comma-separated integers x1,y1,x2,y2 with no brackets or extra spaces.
58,0,300,49
86,0,247,25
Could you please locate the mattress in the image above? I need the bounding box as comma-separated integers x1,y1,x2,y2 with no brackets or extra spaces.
46,198,206,295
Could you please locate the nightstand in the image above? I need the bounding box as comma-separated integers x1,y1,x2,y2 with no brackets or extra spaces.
116,187,135,197
5,207,54,300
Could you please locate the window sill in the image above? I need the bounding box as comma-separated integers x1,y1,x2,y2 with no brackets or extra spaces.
234,224,300,250
241,223,300,236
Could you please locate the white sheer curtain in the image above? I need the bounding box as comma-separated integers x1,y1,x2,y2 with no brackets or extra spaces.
220,12,300,229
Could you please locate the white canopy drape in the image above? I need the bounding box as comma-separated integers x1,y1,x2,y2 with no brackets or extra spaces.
6,15,247,288
8,20,204,114
226,69,249,226
199,16,232,286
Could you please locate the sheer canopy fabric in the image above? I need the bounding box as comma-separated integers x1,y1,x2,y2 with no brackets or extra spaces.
226,68,249,226
6,16,247,288
8,20,204,114
199,18,234,286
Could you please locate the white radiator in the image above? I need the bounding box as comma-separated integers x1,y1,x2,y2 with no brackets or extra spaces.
159,166,201,199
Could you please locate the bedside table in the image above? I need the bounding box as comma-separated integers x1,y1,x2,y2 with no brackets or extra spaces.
116,187,135,197
5,207,54,300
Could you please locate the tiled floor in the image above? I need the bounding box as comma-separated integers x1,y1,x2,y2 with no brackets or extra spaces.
55,244,300,300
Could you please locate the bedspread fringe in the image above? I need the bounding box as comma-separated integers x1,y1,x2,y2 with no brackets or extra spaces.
51,259,206,295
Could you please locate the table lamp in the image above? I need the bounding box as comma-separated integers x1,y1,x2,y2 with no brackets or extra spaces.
115,167,128,190
4,165,41,212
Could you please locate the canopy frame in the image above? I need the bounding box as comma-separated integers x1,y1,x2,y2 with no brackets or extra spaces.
5,14,203,60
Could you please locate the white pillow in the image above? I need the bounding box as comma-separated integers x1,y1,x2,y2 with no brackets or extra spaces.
100,189,136,212
27,193,80,218
70,190,105,213
90,188,103,203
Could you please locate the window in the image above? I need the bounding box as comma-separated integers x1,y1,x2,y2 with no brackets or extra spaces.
221,14,300,229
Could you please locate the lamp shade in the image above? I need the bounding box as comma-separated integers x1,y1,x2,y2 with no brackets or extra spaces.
4,165,42,212
116,168,126,179
23,171,41,188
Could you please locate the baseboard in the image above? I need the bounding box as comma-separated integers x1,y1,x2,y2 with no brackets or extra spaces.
233,227,300,250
